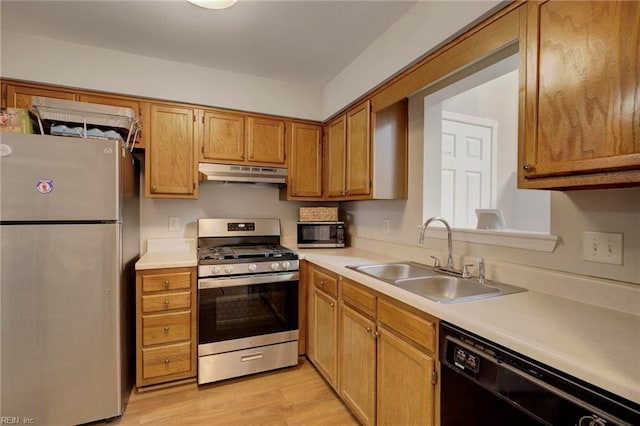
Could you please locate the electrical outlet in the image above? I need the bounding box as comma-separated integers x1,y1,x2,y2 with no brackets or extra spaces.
582,231,623,265
168,217,180,232
383,219,390,234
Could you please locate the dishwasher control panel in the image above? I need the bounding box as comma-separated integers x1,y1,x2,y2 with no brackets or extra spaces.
453,347,480,374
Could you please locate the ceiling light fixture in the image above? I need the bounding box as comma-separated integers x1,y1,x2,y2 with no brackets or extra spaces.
188,0,238,10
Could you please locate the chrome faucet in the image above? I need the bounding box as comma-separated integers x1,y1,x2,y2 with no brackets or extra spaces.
419,216,455,271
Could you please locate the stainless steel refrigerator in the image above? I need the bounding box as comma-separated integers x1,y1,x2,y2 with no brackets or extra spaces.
0,133,139,425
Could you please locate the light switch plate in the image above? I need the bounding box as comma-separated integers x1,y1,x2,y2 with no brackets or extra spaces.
582,231,623,265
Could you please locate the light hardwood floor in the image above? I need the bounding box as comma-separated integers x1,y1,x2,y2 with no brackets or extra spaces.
112,358,358,425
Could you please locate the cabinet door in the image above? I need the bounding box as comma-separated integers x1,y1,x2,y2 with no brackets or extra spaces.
201,110,245,162
377,326,435,426
3,84,75,109
340,303,376,426
325,115,347,198
521,1,640,187
288,122,323,198
310,287,339,389
247,116,286,165
78,94,147,149
146,104,197,198
345,100,371,197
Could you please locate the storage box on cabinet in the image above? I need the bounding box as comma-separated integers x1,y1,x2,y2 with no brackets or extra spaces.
135,267,197,388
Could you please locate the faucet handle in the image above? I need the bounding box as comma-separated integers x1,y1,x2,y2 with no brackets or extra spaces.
430,256,441,268
462,264,474,279
477,257,486,283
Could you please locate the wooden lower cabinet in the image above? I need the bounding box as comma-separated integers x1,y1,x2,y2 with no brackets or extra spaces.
135,267,197,388
340,302,376,425
376,326,435,426
309,285,339,389
306,263,438,425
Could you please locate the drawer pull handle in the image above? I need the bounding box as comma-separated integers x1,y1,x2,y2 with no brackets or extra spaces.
163,326,170,333
164,280,170,288
241,353,264,362
164,299,170,305
320,280,325,286
164,358,170,364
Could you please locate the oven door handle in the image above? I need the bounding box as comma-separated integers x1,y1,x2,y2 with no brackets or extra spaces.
198,272,299,289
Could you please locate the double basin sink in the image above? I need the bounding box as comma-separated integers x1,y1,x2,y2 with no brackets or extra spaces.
346,262,526,303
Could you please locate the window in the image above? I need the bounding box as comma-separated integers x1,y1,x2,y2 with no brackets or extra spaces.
422,52,551,234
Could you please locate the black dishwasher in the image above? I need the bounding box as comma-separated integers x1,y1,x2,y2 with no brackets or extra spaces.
440,322,640,425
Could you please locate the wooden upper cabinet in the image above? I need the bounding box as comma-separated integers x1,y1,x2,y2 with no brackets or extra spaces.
345,100,371,197
247,116,286,165
521,0,640,188
286,122,323,199
2,83,75,109
200,110,245,162
145,104,197,198
325,115,347,198
78,94,148,149
199,112,286,166
324,100,372,200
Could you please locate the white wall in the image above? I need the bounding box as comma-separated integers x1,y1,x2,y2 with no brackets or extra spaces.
0,31,322,120
322,1,501,118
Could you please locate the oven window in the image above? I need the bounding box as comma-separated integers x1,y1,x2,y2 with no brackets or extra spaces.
199,280,298,344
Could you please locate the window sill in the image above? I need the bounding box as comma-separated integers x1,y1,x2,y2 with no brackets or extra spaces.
423,227,560,253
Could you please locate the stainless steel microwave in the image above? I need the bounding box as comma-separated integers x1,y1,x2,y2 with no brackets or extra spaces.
297,221,345,248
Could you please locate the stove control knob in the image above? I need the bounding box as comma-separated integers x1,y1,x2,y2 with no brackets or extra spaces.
248,263,258,272
281,261,290,270
224,265,234,274
211,266,220,275
270,262,280,271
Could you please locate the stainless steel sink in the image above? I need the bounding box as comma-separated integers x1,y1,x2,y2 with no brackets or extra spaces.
346,262,436,283
394,275,498,303
347,262,527,303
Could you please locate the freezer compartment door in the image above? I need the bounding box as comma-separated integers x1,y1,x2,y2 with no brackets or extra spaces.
1,223,123,425
0,133,120,221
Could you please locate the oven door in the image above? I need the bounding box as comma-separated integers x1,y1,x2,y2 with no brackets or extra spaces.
198,272,299,355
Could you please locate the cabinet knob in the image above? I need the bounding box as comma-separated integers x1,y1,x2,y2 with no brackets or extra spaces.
164,299,170,305
523,164,532,172
163,326,170,333
319,280,325,287
365,326,372,333
330,302,335,308
164,280,170,288
164,358,170,364
151,186,157,192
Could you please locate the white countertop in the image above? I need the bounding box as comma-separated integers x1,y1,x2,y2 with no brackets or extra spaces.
133,240,639,404
299,247,640,405
135,238,197,270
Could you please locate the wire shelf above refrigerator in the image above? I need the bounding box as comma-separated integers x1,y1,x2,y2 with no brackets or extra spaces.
31,96,140,151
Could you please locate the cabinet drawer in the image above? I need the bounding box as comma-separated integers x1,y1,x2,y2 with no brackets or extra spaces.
142,342,192,379
377,298,436,353
312,267,338,297
142,272,191,293
142,312,191,346
142,292,191,314
340,278,376,318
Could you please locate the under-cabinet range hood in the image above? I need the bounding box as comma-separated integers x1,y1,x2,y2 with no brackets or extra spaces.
198,163,287,184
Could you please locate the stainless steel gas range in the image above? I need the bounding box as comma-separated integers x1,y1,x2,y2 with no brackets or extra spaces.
197,218,299,384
